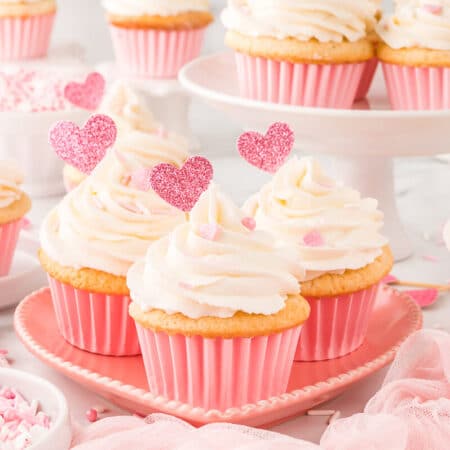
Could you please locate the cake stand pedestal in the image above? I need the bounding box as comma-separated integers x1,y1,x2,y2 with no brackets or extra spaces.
97,62,199,150
179,52,450,261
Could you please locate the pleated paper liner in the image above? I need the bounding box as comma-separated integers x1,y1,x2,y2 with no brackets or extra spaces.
0,218,23,276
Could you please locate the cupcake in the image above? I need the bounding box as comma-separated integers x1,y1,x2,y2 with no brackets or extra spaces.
0,0,56,61
377,1,450,110
128,184,310,410
244,157,393,361
0,160,31,276
39,119,190,356
221,0,378,108
356,1,382,100
63,82,181,191
103,0,214,79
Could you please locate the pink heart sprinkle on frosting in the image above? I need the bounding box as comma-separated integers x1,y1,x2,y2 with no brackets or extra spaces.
64,72,105,111
303,230,324,247
131,168,152,191
237,122,294,173
199,223,221,241
423,4,443,14
405,289,439,308
49,114,117,174
242,217,256,231
150,156,214,212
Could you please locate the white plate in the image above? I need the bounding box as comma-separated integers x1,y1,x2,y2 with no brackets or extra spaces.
0,232,46,310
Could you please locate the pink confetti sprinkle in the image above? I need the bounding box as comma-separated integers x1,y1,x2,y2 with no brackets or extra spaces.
86,408,98,423
382,274,399,284
49,114,117,175
155,125,169,139
404,289,439,308
119,200,143,215
21,217,31,230
242,217,256,231
199,223,221,241
303,230,324,247
131,168,152,192
64,72,105,111
423,4,443,14
422,254,439,263
237,122,294,173
150,156,214,212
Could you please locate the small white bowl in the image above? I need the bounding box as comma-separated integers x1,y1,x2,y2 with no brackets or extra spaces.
0,368,71,450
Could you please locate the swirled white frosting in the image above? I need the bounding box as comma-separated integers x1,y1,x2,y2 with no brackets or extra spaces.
127,185,304,319
41,141,189,276
221,0,378,43
243,157,388,281
0,160,24,209
444,219,450,251
98,82,156,135
102,0,209,16
377,0,450,50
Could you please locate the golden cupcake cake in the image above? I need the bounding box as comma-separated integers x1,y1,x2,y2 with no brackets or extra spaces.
377,0,450,109
221,0,379,107
40,113,190,356
103,0,213,78
128,181,310,411
0,160,31,276
244,155,393,361
0,0,56,60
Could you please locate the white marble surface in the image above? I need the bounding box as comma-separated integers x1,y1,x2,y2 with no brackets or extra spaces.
0,97,449,444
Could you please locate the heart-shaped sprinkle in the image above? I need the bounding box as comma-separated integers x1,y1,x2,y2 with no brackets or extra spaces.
405,289,439,308
423,4,443,15
150,156,214,212
303,230,324,247
237,122,294,173
64,72,105,111
131,168,152,191
199,223,221,241
49,114,117,174
242,217,256,231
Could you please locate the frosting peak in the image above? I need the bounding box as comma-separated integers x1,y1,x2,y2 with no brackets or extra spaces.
244,157,388,280
222,0,379,43
127,185,304,319
377,0,450,50
0,160,24,208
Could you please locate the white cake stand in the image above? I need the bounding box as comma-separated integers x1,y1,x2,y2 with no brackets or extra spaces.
179,52,450,261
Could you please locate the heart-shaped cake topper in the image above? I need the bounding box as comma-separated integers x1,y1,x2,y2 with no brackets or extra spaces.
149,156,213,212
49,114,117,174
237,122,294,173
64,72,105,111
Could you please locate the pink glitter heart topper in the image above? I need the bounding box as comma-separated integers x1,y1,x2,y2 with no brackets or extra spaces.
150,156,213,212
49,114,117,174
64,72,105,111
237,122,294,173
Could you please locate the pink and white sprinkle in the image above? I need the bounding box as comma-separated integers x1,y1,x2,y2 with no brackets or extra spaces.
0,385,51,449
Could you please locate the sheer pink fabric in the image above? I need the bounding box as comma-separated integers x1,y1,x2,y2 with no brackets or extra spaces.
72,330,450,450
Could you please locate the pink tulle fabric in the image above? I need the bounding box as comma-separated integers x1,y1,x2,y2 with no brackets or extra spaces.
71,330,450,450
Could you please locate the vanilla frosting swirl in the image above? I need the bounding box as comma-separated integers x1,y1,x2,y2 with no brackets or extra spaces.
98,82,156,134
244,157,388,281
127,185,304,319
221,0,378,43
102,0,209,16
377,0,450,50
0,160,24,209
41,139,189,276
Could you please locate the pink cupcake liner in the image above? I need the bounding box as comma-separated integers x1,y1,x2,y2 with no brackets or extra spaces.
0,13,55,61
0,218,22,276
382,62,450,110
136,324,302,411
355,57,378,100
295,283,379,361
109,26,205,79
234,52,365,108
47,275,140,356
